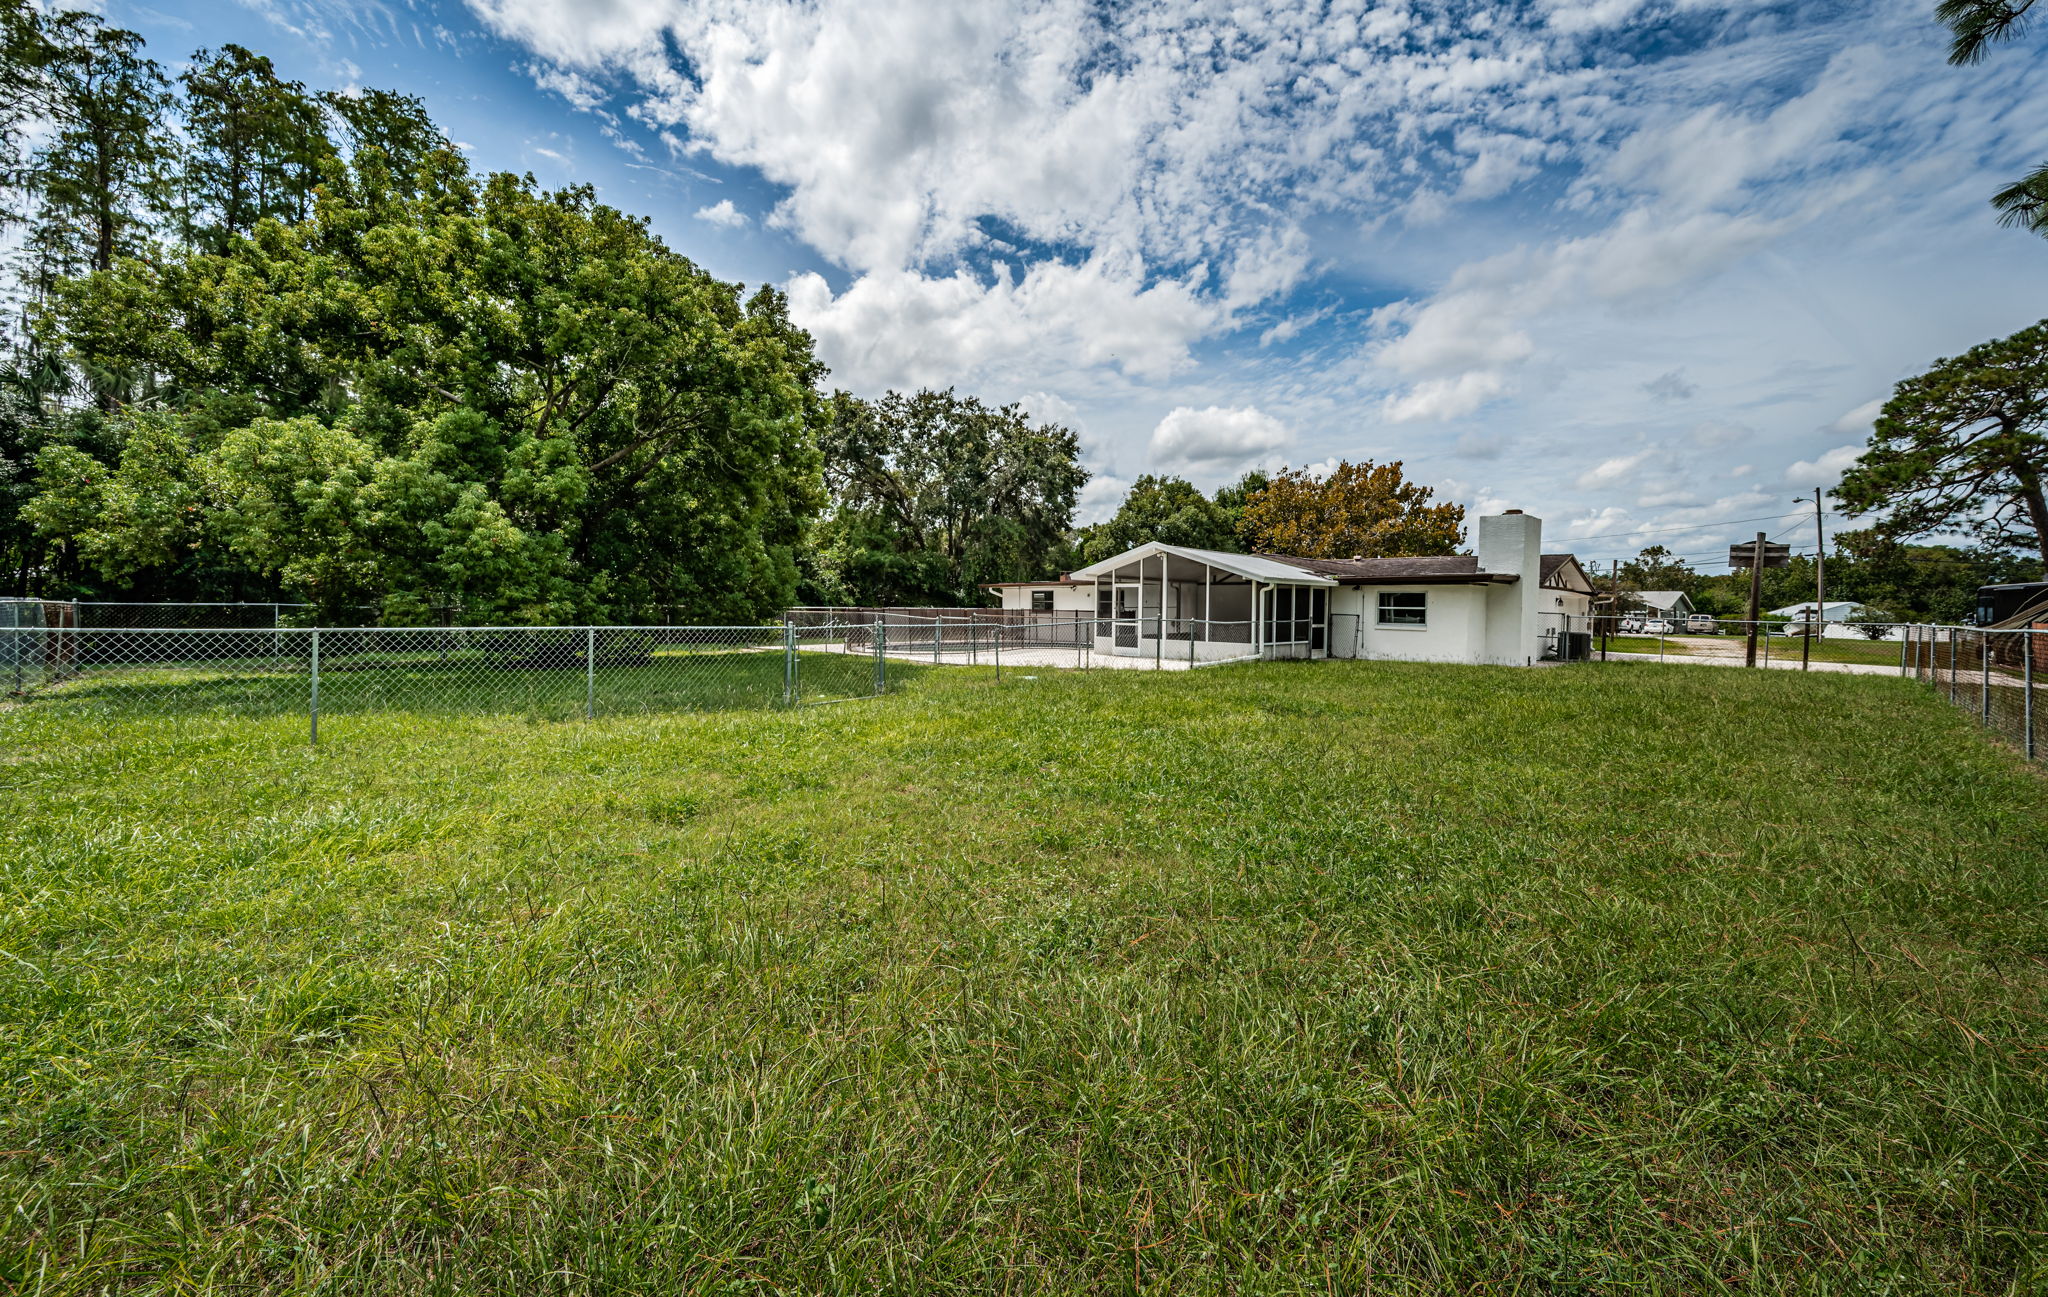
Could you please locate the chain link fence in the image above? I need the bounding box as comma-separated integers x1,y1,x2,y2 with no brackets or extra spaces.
1903,623,2044,764
1,622,924,742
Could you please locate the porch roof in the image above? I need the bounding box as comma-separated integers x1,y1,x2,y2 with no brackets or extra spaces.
1067,542,1338,586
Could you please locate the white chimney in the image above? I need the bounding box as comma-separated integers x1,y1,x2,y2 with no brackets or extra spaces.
1476,510,1543,665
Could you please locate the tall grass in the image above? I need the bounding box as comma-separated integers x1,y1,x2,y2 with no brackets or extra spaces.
2,661,2044,1293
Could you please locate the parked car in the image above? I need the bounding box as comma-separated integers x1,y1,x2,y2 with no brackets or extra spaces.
1642,619,1674,635
1683,614,1718,634
1619,616,1644,633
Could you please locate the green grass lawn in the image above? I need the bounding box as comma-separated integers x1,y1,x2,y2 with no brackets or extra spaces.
3,661,2046,1293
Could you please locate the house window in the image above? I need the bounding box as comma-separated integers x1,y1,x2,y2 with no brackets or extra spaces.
1378,591,1427,626
1030,590,1054,612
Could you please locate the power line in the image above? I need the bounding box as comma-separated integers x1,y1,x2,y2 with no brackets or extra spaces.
1562,509,1808,544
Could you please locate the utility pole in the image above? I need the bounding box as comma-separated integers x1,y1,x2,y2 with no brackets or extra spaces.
1744,532,1765,669
1800,488,1825,672
1603,559,1620,661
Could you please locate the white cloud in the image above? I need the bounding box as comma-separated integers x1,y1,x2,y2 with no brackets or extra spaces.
1576,450,1654,490
787,259,1217,391
1831,397,1884,433
1148,405,1292,469
463,0,2048,560
1382,372,1510,423
1368,207,1783,420
1077,473,1130,524
1786,444,1864,486
694,199,749,228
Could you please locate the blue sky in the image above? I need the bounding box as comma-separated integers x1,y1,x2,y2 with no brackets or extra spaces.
109,0,2048,569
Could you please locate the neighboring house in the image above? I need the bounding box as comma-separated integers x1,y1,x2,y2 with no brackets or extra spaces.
1629,590,1694,620
1540,553,1597,620
1063,511,1578,666
983,577,1095,614
1768,599,1871,623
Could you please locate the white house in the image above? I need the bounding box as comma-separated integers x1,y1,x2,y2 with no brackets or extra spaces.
1541,554,1597,619
984,576,1097,614
1057,511,1576,666
1768,599,1871,623
1630,590,1694,620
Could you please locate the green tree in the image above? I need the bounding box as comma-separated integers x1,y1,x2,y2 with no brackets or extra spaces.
1935,0,2048,234
322,88,451,190
1835,319,2048,575
1081,474,1236,562
815,389,1085,605
1212,468,1269,544
179,44,334,251
1618,545,1698,595
19,11,172,297
34,165,827,622
1239,459,1464,559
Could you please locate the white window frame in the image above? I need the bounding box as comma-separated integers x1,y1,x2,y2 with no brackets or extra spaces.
1377,591,1428,628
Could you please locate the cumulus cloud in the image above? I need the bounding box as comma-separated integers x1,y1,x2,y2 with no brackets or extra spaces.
1368,207,1783,421
1786,444,1864,486
694,199,749,228
787,259,1217,391
1148,405,1292,470
461,0,2048,557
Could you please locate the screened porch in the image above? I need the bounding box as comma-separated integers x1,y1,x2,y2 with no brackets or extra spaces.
1066,544,1338,662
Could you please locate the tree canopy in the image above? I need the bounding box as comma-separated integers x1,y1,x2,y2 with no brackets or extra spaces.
803,389,1085,606
29,169,825,622
1079,474,1236,563
1239,459,1465,559
0,7,831,623
1834,318,2048,573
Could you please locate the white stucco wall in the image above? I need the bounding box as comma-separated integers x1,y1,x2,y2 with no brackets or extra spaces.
991,584,1096,613
1337,585,1490,662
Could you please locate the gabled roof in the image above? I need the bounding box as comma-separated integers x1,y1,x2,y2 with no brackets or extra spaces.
1066,542,1339,586
1631,590,1692,612
1540,553,1594,592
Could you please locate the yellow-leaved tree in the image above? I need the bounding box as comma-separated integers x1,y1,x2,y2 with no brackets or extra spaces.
1239,459,1465,558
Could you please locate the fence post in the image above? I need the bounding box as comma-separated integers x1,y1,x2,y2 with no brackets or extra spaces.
1898,627,1908,676
876,619,887,695
309,626,320,747
784,620,796,706
586,626,596,720
1983,635,1993,727
994,616,1001,683
1941,622,1957,704
2026,630,2036,762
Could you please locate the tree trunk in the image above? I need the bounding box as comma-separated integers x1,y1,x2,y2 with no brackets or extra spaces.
2015,462,2048,577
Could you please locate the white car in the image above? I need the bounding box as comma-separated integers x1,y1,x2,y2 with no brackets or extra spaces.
1641,619,1674,635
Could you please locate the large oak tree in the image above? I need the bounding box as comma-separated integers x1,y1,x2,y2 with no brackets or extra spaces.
1239,459,1465,560
31,161,828,622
